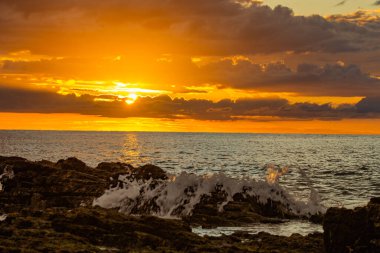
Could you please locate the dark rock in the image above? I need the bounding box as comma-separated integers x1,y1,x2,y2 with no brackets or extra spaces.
15,219,33,229
186,199,284,227
233,193,297,218
30,193,46,210
323,198,380,253
96,162,168,188
0,156,27,164
135,164,168,180
184,189,301,227
0,156,131,212
310,213,324,224
0,206,324,252
369,197,380,205
57,157,87,171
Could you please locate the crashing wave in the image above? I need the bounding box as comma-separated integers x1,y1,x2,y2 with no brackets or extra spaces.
0,165,14,192
93,164,326,219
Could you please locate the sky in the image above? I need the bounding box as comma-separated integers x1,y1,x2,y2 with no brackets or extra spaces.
0,0,380,134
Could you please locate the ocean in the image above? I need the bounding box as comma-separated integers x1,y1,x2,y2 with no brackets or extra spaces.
1,130,379,235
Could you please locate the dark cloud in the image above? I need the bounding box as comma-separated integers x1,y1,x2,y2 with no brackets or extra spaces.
327,10,380,30
193,60,380,96
0,0,379,55
356,97,380,113
0,85,379,121
2,57,380,97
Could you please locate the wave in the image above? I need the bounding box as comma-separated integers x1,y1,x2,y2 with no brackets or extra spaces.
93,165,326,218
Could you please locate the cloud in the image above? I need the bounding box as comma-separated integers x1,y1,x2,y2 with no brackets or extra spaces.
0,0,379,56
327,10,380,28
0,85,379,121
187,59,380,96
1,1,379,101
356,96,380,113
374,1,380,6
212,60,380,96
2,57,380,97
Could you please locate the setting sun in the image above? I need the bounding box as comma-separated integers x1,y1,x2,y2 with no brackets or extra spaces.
126,93,138,105
0,0,379,133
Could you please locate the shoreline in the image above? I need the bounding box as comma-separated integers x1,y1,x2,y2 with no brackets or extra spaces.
0,156,379,252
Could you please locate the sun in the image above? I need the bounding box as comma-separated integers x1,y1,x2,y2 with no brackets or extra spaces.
126,93,138,105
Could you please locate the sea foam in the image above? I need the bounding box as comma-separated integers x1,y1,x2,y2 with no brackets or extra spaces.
93,165,326,218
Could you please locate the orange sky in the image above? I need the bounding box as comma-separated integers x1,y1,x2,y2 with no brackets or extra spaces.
0,1,379,134
1,113,380,135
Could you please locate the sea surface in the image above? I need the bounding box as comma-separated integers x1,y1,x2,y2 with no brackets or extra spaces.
1,130,379,235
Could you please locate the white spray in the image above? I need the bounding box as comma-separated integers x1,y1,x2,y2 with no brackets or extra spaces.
94,166,326,218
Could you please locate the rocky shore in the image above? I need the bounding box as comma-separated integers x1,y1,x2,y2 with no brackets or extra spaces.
0,156,379,252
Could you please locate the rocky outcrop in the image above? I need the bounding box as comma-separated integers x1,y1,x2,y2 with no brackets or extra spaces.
0,156,328,252
0,207,324,252
1,156,378,252
185,193,290,227
323,197,380,253
0,156,169,212
0,156,124,212
0,156,321,227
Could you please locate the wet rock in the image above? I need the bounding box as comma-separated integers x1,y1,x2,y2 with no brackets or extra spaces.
0,156,131,212
0,156,27,164
183,187,302,227
323,197,380,253
133,164,168,181
187,199,284,227
30,193,46,210
0,206,324,253
96,162,167,187
57,157,87,171
309,213,324,224
233,192,298,219
0,157,167,214
0,207,205,252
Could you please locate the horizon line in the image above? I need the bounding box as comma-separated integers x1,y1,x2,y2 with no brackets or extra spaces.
1,129,379,136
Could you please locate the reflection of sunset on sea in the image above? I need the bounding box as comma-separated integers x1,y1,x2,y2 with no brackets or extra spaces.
0,0,379,134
